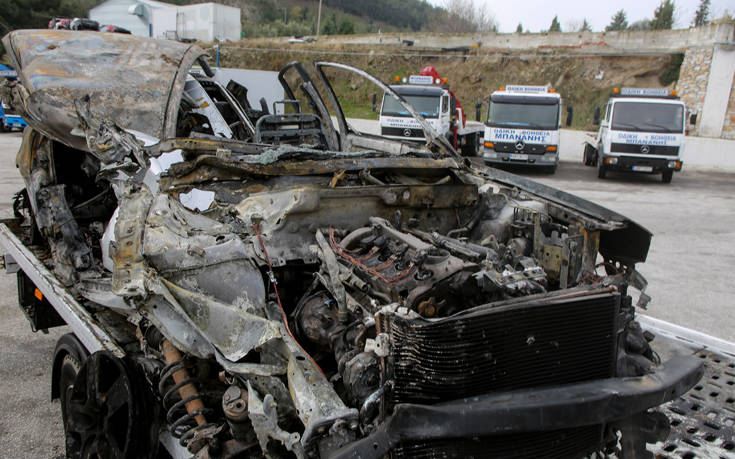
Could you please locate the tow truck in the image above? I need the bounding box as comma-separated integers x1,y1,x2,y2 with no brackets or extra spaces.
583,88,688,183
1,101,27,132
0,65,26,132
480,85,568,173
379,66,484,156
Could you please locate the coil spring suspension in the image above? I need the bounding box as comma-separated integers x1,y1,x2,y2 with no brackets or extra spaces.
159,340,217,447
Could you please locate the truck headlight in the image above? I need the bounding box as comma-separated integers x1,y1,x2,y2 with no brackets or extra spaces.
604,157,618,165
668,161,681,168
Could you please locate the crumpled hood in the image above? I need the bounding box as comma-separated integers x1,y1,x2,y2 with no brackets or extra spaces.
1,29,205,151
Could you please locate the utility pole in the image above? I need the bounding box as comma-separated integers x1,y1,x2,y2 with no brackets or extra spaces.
316,0,322,37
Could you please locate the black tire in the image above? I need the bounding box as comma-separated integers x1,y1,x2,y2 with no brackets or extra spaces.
59,353,82,427
583,145,595,166
546,164,558,174
598,165,607,179
65,351,139,459
662,170,673,183
0,122,6,133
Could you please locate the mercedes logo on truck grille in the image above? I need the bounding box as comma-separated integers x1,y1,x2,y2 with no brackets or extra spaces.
403,129,412,137
515,141,525,151
640,145,651,154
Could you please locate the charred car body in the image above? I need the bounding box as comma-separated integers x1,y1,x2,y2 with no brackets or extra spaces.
0,30,702,458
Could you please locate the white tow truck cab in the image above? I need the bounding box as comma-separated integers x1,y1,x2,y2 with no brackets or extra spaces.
481,85,564,173
379,71,484,156
584,88,687,184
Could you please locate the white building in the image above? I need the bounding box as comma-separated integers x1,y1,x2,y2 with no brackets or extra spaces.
89,0,241,42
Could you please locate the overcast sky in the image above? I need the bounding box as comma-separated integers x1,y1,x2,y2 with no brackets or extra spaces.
427,0,734,33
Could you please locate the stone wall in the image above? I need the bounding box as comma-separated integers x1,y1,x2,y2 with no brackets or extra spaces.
677,47,714,137
722,72,735,140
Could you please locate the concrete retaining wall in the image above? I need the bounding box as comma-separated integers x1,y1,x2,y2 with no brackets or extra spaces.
313,23,735,55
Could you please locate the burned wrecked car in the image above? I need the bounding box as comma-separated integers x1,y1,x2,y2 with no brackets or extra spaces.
0,30,702,458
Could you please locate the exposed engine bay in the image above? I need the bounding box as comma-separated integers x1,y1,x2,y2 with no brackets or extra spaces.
1,30,702,459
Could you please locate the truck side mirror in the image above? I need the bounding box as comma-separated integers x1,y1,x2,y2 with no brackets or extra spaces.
566,105,573,127
593,106,601,126
372,93,377,112
475,102,482,122
689,113,697,125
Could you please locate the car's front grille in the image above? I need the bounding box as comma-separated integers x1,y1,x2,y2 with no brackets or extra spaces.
382,291,620,405
611,143,679,156
381,127,425,138
392,424,606,459
492,141,547,154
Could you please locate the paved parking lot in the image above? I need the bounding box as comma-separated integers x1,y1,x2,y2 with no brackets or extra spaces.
0,132,65,458
0,130,733,457
484,160,735,342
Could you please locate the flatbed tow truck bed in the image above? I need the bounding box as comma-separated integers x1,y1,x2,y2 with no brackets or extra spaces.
1,218,733,458
641,317,735,458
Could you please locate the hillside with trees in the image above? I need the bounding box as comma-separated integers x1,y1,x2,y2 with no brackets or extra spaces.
233,0,496,38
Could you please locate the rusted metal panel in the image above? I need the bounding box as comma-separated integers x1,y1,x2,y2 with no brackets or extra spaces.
1,30,205,151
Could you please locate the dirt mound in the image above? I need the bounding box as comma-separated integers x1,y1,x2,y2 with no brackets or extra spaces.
213,42,678,129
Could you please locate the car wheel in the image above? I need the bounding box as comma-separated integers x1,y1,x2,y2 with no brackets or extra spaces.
64,351,139,459
662,170,673,183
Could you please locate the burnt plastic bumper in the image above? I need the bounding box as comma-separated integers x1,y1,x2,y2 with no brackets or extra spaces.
330,355,703,459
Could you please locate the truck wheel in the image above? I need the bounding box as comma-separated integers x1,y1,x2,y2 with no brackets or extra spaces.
546,164,558,174
598,165,607,179
583,144,594,166
662,170,673,183
0,123,6,133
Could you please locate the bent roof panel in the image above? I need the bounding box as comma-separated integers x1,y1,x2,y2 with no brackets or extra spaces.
2,29,205,151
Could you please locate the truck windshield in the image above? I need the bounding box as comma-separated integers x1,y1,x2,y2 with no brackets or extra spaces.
487,102,559,130
611,102,683,133
382,94,440,119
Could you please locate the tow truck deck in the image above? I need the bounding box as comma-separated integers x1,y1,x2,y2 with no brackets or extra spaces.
1,217,733,458
641,316,735,458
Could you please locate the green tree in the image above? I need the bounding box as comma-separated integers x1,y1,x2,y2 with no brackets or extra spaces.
255,0,280,22
693,0,710,26
321,13,339,35
0,0,97,34
629,19,651,30
581,18,592,31
549,16,561,32
338,18,355,34
650,0,675,30
606,9,628,31
289,6,302,23
515,23,523,33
